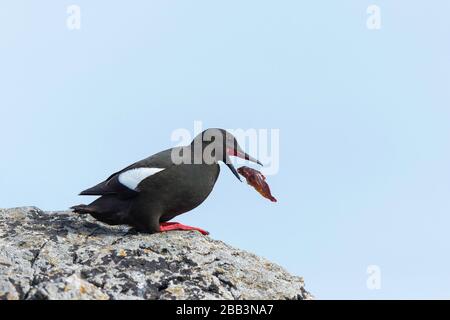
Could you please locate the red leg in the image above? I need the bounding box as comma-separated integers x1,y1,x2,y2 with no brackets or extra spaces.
160,222,210,235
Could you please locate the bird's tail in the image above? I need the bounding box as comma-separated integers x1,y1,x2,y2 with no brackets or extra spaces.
71,196,132,226
71,204,94,215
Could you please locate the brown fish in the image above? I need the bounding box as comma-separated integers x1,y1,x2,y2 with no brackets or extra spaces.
237,166,277,202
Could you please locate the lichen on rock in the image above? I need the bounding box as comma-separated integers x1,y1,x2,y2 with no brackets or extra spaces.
0,207,312,300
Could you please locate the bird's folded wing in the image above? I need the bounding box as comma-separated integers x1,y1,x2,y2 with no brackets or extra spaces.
79,149,175,197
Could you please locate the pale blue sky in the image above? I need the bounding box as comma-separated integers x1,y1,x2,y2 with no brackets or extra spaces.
1,1,450,299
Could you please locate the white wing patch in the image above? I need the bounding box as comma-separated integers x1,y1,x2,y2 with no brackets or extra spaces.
118,168,165,190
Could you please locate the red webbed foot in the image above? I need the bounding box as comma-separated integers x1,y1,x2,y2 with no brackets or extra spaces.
160,222,210,235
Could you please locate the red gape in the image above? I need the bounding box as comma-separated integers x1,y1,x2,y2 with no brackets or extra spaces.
160,222,210,236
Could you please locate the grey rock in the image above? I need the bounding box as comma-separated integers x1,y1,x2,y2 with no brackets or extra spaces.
0,207,312,300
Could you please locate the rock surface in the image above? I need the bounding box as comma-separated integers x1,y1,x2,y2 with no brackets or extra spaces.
0,207,312,300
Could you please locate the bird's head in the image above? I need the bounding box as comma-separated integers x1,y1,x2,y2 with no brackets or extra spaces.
191,128,262,181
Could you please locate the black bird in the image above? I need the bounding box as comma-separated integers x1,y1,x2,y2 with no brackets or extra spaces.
72,128,262,235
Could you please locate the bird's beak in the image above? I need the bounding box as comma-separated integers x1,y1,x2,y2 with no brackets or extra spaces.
225,157,242,182
240,152,263,166
224,147,262,181
227,147,263,166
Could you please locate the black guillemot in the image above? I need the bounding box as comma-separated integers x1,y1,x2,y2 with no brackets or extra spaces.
71,128,261,235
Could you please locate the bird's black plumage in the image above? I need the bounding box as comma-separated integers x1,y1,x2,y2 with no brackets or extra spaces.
72,128,261,234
